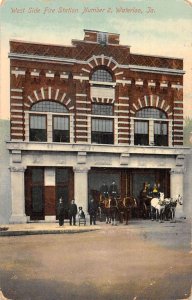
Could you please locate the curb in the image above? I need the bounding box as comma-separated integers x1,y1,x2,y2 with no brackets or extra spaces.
0,227,100,237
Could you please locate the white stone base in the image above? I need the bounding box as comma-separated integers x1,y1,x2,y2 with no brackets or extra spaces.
175,205,186,219
9,214,27,224
26,216,30,222
45,216,56,222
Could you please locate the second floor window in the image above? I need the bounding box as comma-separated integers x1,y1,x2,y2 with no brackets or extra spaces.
91,103,114,144
29,101,69,143
30,115,47,142
134,120,149,146
53,116,69,142
92,118,114,144
154,121,168,146
134,108,168,146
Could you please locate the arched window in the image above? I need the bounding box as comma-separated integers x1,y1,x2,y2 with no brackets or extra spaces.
135,108,167,119
31,101,68,113
29,101,70,143
134,107,168,146
91,69,113,82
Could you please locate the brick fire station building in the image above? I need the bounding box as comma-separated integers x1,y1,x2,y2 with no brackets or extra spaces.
7,29,187,222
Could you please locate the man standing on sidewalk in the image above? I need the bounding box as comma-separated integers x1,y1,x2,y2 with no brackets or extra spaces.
57,197,65,226
89,198,98,225
68,200,77,226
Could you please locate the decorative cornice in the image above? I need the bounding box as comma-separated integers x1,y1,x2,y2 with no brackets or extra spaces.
9,53,184,76
170,168,184,175
73,166,90,173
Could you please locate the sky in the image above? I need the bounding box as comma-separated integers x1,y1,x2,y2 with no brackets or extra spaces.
0,0,192,119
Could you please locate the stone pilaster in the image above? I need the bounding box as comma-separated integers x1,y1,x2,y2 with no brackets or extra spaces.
9,166,27,223
170,168,185,218
73,166,90,213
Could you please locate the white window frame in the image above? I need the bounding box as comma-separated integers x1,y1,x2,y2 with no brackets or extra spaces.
131,116,171,147
25,111,74,143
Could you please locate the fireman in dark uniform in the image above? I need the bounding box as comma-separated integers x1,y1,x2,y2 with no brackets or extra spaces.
89,198,98,225
109,181,119,197
68,199,77,226
57,197,65,226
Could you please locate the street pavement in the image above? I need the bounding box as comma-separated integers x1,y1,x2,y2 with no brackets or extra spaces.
0,219,191,300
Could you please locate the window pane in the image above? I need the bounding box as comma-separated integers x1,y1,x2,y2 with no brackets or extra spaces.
32,168,44,183
56,168,69,184
154,122,168,135
92,104,113,116
136,108,167,119
154,121,168,146
135,121,148,134
92,132,114,144
30,115,47,141
134,120,149,145
53,116,69,142
31,101,68,113
91,69,112,82
30,115,46,129
53,116,69,130
92,118,113,132
97,32,108,44
92,118,114,144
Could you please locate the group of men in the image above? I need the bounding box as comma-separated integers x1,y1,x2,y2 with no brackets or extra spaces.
57,181,119,226
100,181,119,198
140,182,161,204
57,197,98,226
57,198,78,226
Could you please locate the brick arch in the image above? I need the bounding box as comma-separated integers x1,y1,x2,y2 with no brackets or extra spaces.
81,55,119,75
130,95,172,119
26,86,74,111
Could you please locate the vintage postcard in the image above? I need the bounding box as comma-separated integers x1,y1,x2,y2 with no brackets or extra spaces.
0,0,192,299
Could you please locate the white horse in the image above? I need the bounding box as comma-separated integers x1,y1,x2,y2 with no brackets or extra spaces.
151,192,166,223
164,195,183,222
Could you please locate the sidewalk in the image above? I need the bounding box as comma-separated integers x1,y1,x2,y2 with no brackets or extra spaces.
0,222,101,236
0,218,190,237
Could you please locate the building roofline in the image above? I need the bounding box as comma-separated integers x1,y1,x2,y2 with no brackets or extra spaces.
84,29,120,36
71,39,130,48
9,39,183,61
132,52,183,61
9,39,75,48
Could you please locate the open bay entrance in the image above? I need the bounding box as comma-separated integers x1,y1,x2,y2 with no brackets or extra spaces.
88,168,170,217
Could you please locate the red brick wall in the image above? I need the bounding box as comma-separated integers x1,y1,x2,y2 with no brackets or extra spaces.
9,30,184,146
